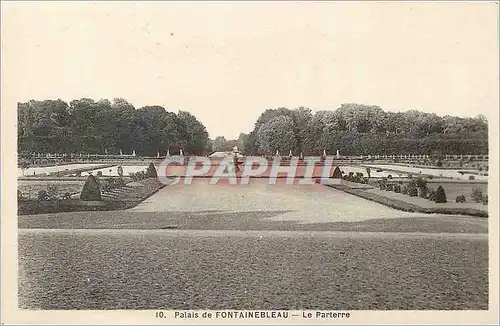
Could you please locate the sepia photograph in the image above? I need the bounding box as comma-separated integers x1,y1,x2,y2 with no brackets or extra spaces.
1,1,499,325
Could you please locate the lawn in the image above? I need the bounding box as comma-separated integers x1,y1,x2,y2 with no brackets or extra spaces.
18,180,85,199
18,230,488,310
426,181,488,202
364,184,487,212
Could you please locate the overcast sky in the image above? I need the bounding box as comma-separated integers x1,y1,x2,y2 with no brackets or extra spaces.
2,2,498,139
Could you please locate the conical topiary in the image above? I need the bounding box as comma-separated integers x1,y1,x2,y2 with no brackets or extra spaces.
435,185,447,203
146,162,158,178
80,175,101,201
332,166,342,178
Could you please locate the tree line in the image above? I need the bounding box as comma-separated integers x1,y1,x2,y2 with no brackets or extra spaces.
18,98,209,156
239,104,488,156
18,100,488,156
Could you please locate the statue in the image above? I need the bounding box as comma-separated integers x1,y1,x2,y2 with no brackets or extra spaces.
233,152,240,173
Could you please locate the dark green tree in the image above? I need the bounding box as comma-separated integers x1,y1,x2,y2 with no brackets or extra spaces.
80,175,102,201
435,185,447,203
146,162,158,178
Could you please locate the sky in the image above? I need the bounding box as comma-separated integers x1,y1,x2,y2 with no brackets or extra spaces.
2,2,498,139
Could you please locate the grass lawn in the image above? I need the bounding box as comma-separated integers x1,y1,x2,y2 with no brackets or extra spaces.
426,181,488,202
366,188,486,212
18,229,488,310
18,180,85,198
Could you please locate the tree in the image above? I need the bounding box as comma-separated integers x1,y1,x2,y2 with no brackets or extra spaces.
257,116,297,154
212,136,232,152
408,184,418,197
332,166,342,179
177,111,209,155
435,185,447,203
146,162,158,178
80,175,102,201
18,98,488,157
292,107,313,153
236,133,249,152
471,188,484,203
17,98,212,157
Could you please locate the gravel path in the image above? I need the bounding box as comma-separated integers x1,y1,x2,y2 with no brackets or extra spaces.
128,179,462,223
18,211,488,234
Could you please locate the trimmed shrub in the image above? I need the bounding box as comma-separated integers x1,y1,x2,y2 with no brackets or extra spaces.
62,192,72,200
469,175,475,180
379,177,388,190
130,170,148,182
146,163,158,178
47,184,58,199
415,177,427,188
394,184,402,193
455,195,466,203
418,187,428,199
97,171,103,177
428,190,436,202
37,190,49,201
332,166,342,178
387,174,393,179
408,186,418,197
80,175,102,201
435,185,447,203
102,178,112,192
116,178,126,187
352,175,363,183
102,177,126,192
471,188,484,203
